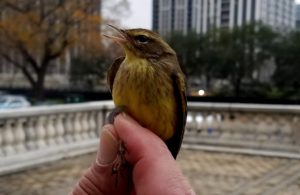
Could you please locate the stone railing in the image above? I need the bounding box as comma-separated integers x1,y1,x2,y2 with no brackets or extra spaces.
0,101,114,175
1,101,300,175
184,102,300,158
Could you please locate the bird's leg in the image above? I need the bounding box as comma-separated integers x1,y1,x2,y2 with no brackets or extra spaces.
107,106,129,186
112,141,128,186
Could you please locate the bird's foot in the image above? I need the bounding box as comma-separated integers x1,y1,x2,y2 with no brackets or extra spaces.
112,141,128,186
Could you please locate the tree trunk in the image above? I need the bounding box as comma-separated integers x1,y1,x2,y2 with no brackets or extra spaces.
32,67,47,102
234,77,241,98
32,79,45,101
205,73,211,91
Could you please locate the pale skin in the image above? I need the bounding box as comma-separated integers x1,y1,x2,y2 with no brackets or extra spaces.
71,113,195,195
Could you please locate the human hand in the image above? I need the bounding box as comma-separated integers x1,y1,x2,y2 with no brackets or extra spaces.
71,113,195,195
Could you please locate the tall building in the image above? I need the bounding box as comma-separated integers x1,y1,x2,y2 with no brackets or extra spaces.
296,4,300,29
153,0,296,36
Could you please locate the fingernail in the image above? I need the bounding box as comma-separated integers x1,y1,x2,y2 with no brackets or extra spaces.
121,112,139,125
97,125,118,165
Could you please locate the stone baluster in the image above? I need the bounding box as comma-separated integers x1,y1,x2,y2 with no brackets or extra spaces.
230,113,238,137
230,113,242,140
215,113,223,135
199,113,209,136
88,112,97,138
55,114,65,144
292,115,300,145
64,113,75,142
186,111,197,135
14,118,26,153
253,114,262,139
244,114,257,141
81,112,90,140
268,117,280,142
0,123,4,156
258,114,270,143
95,110,105,137
36,116,47,148
220,113,233,139
96,109,105,136
280,116,293,144
185,114,193,135
206,113,217,137
45,115,57,145
266,115,277,135
208,113,220,137
239,114,254,141
73,113,82,141
228,113,240,139
2,120,15,155
25,118,37,150
217,112,226,134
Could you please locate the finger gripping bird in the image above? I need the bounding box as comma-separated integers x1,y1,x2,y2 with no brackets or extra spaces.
105,25,187,172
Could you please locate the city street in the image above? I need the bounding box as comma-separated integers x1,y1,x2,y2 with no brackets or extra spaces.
0,149,300,195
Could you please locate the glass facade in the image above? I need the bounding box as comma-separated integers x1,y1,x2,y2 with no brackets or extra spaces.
297,4,300,29
153,0,296,35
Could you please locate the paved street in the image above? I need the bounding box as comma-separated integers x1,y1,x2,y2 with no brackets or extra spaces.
0,149,300,195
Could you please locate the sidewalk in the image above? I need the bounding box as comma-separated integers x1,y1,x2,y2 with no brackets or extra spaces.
0,149,299,195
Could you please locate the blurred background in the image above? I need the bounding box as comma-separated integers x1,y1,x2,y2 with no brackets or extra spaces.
1,0,300,195
0,0,299,104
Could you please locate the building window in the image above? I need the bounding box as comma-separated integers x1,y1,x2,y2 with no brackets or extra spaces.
177,0,185,6
251,0,256,22
234,0,238,27
162,0,170,7
242,0,247,25
221,0,230,27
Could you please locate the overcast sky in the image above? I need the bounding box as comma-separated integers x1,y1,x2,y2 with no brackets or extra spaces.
121,0,152,29
122,0,300,29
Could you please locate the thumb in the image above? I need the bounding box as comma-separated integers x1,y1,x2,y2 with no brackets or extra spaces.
71,125,132,195
97,124,119,165
114,113,173,165
113,113,194,195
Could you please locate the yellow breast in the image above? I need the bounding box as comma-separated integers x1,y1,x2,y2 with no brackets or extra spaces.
112,58,176,140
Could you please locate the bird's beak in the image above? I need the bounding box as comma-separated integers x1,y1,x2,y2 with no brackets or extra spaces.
103,24,128,44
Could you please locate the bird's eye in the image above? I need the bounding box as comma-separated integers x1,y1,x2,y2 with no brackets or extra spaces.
134,35,149,43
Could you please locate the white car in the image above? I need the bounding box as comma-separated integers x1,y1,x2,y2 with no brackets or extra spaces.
0,95,31,110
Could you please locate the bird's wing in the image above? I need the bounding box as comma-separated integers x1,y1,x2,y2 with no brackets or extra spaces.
166,72,187,159
107,56,125,93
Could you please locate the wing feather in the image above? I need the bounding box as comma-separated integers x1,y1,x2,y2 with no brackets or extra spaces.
107,56,125,93
166,72,187,159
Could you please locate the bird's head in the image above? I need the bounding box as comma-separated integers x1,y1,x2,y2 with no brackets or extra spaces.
104,24,176,60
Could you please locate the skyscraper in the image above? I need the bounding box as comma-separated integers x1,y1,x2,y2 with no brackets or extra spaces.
296,4,300,29
153,0,296,36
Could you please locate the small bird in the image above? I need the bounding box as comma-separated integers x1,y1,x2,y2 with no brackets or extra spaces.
105,25,187,163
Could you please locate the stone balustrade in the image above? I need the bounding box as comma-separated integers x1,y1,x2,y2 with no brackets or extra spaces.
0,101,114,175
0,101,300,175
185,102,300,158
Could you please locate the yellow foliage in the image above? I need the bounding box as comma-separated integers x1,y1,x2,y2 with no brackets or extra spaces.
0,0,102,61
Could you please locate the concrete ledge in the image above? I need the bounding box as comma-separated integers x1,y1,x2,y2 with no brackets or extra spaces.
182,144,300,159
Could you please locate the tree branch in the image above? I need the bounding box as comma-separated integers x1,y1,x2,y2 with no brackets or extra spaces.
2,0,34,13
16,41,40,72
0,52,36,86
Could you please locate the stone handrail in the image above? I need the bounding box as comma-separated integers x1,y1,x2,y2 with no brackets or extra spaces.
0,101,300,175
